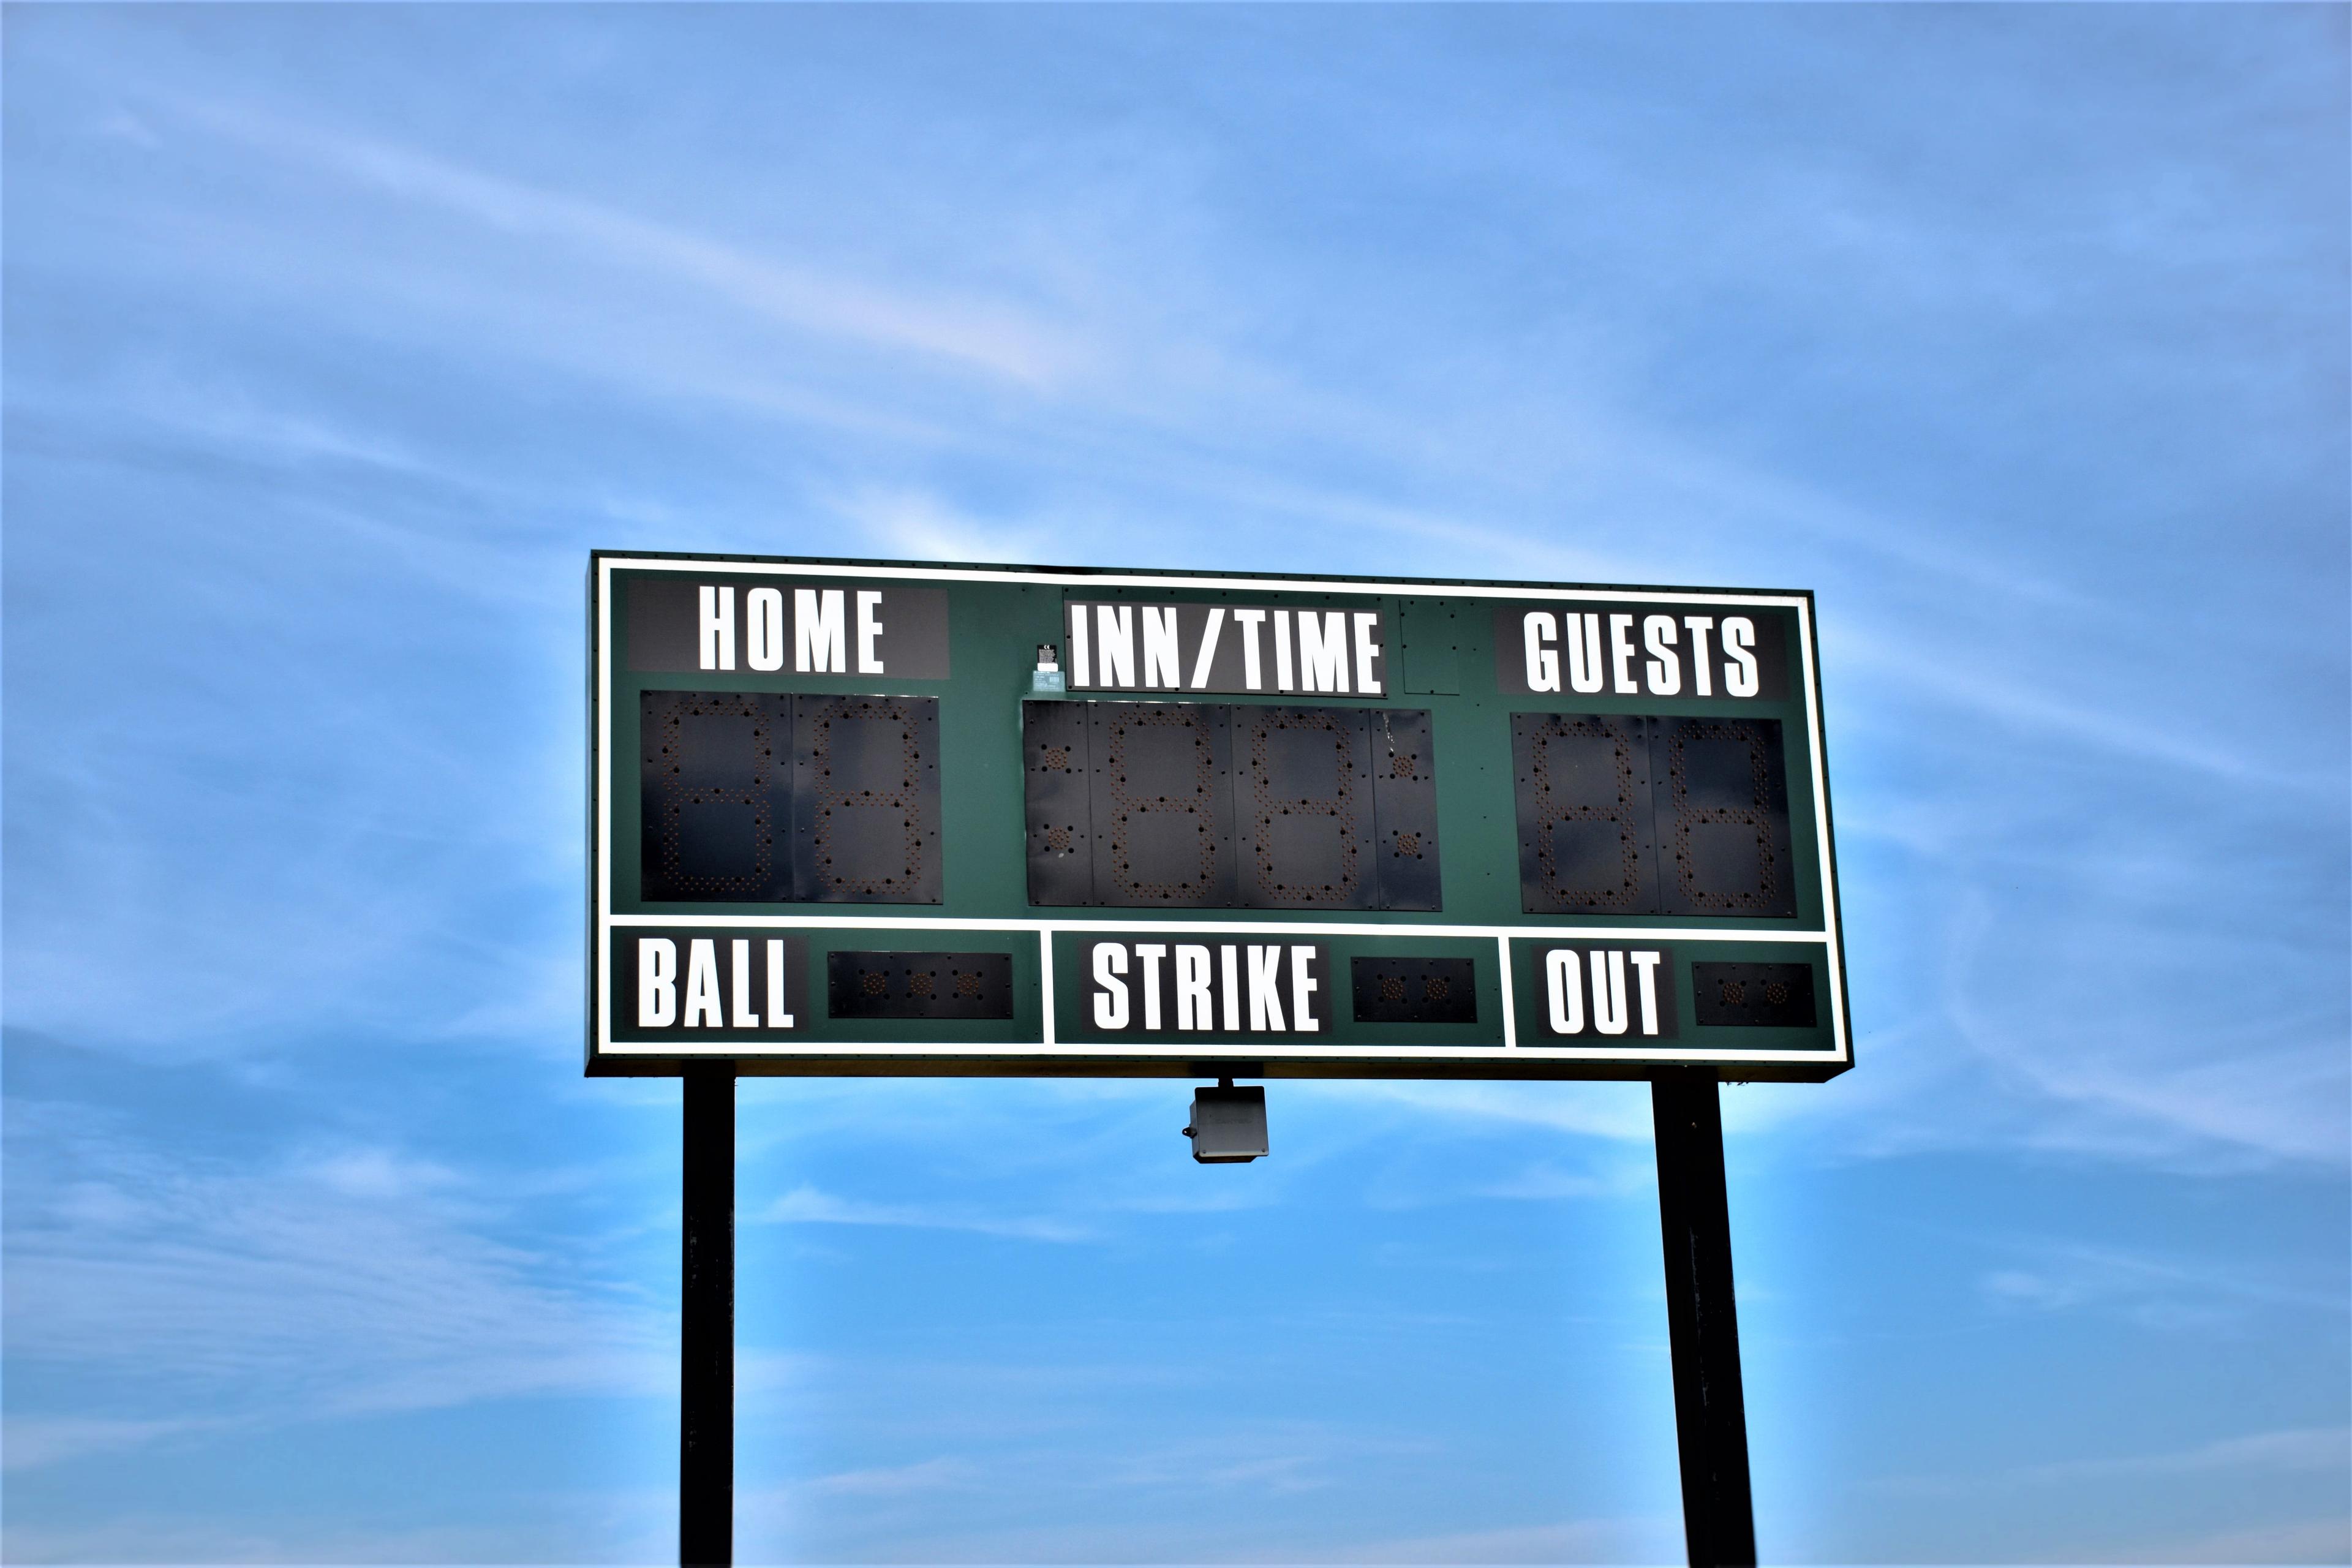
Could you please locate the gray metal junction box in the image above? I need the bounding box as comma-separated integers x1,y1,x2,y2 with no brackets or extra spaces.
1185,1085,1268,1164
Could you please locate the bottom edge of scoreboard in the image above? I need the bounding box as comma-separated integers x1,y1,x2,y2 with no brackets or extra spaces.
583,1049,1852,1084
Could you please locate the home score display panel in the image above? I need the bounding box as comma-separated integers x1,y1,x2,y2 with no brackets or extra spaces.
589,553,1851,1081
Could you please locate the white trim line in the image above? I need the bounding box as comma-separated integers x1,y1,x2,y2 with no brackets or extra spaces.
597,564,614,1055
597,554,1808,608
1037,930,1056,1046
1494,935,1517,1049
600,1041,1840,1063
605,914,1833,941
1791,595,1849,1062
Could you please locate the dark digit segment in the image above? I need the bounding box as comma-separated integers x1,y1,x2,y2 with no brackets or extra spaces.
793,696,943,903
827,951,1013,1019
638,692,940,904
1351,956,1478,1023
1022,700,1095,908
641,692,794,901
1510,714,1798,919
1654,718,1795,918
1368,708,1441,911
1691,962,1815,1027
1022,701,1441,910
1511,714,1656,913
1090,703,1235,907
1236,707,1374,909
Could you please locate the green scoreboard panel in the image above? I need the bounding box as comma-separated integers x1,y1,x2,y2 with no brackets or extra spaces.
589,554,1852,1082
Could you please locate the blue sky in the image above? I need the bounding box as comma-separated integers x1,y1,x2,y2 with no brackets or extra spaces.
3,4,2346,1563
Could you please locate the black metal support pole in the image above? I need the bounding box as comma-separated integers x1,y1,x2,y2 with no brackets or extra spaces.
1651,1069,1757,1568
680,1068,735,1568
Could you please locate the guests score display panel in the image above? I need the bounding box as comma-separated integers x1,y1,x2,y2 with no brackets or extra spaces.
589,553,1852,1082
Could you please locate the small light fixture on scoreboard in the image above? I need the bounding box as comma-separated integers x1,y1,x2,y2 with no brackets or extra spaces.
1031,642,1065,696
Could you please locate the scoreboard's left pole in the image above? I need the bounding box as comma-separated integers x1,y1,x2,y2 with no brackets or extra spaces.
680,1067,735,1567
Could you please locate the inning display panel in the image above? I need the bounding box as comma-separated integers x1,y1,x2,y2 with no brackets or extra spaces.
589,554,1852,1081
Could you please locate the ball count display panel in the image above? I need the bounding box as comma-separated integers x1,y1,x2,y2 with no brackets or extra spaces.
590,553,1852,1080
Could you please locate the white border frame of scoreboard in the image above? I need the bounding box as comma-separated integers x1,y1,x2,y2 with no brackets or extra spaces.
592,556,1849,1071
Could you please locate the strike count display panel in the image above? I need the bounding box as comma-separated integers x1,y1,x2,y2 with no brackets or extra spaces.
590,554,1850,1080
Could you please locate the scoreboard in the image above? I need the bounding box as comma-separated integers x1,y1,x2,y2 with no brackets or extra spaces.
588,554,1852,1081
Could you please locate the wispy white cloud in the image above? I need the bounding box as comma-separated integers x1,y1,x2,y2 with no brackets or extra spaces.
730,1418,1467,1563
1472,1158,1652,1202
0,1503,671,1566
1294,1513,1680,1566
761,1183,1098,1243
1084,1423,1438,1498
804,1453,982,1498
2111,1512,2352,1566
0,1415,225,1472
1308,1080,1657,1144
2031,1425,2348,1483
827,483,1056,567
1937,892,2350,1171
167,96,1087,389
1976,1235,2346,1331
2,1117,672,1471
1872,1425,2352,1506
1837,622,2335,792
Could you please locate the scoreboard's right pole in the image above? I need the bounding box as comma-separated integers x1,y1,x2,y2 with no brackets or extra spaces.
1651,1069,1758,1567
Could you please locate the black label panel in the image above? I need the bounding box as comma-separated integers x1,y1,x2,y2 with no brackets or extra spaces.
1530,944,1679,1040
827,951,1014,1019
1351,957,1479,1024
613,929,810,1036
627,578,950,679
1077,938,1331,1039
1692,962,1817,1028
1494,603,1785,700
1064,601,1388,696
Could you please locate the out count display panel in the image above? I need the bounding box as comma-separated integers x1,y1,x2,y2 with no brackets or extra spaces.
589,554,1851,1082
